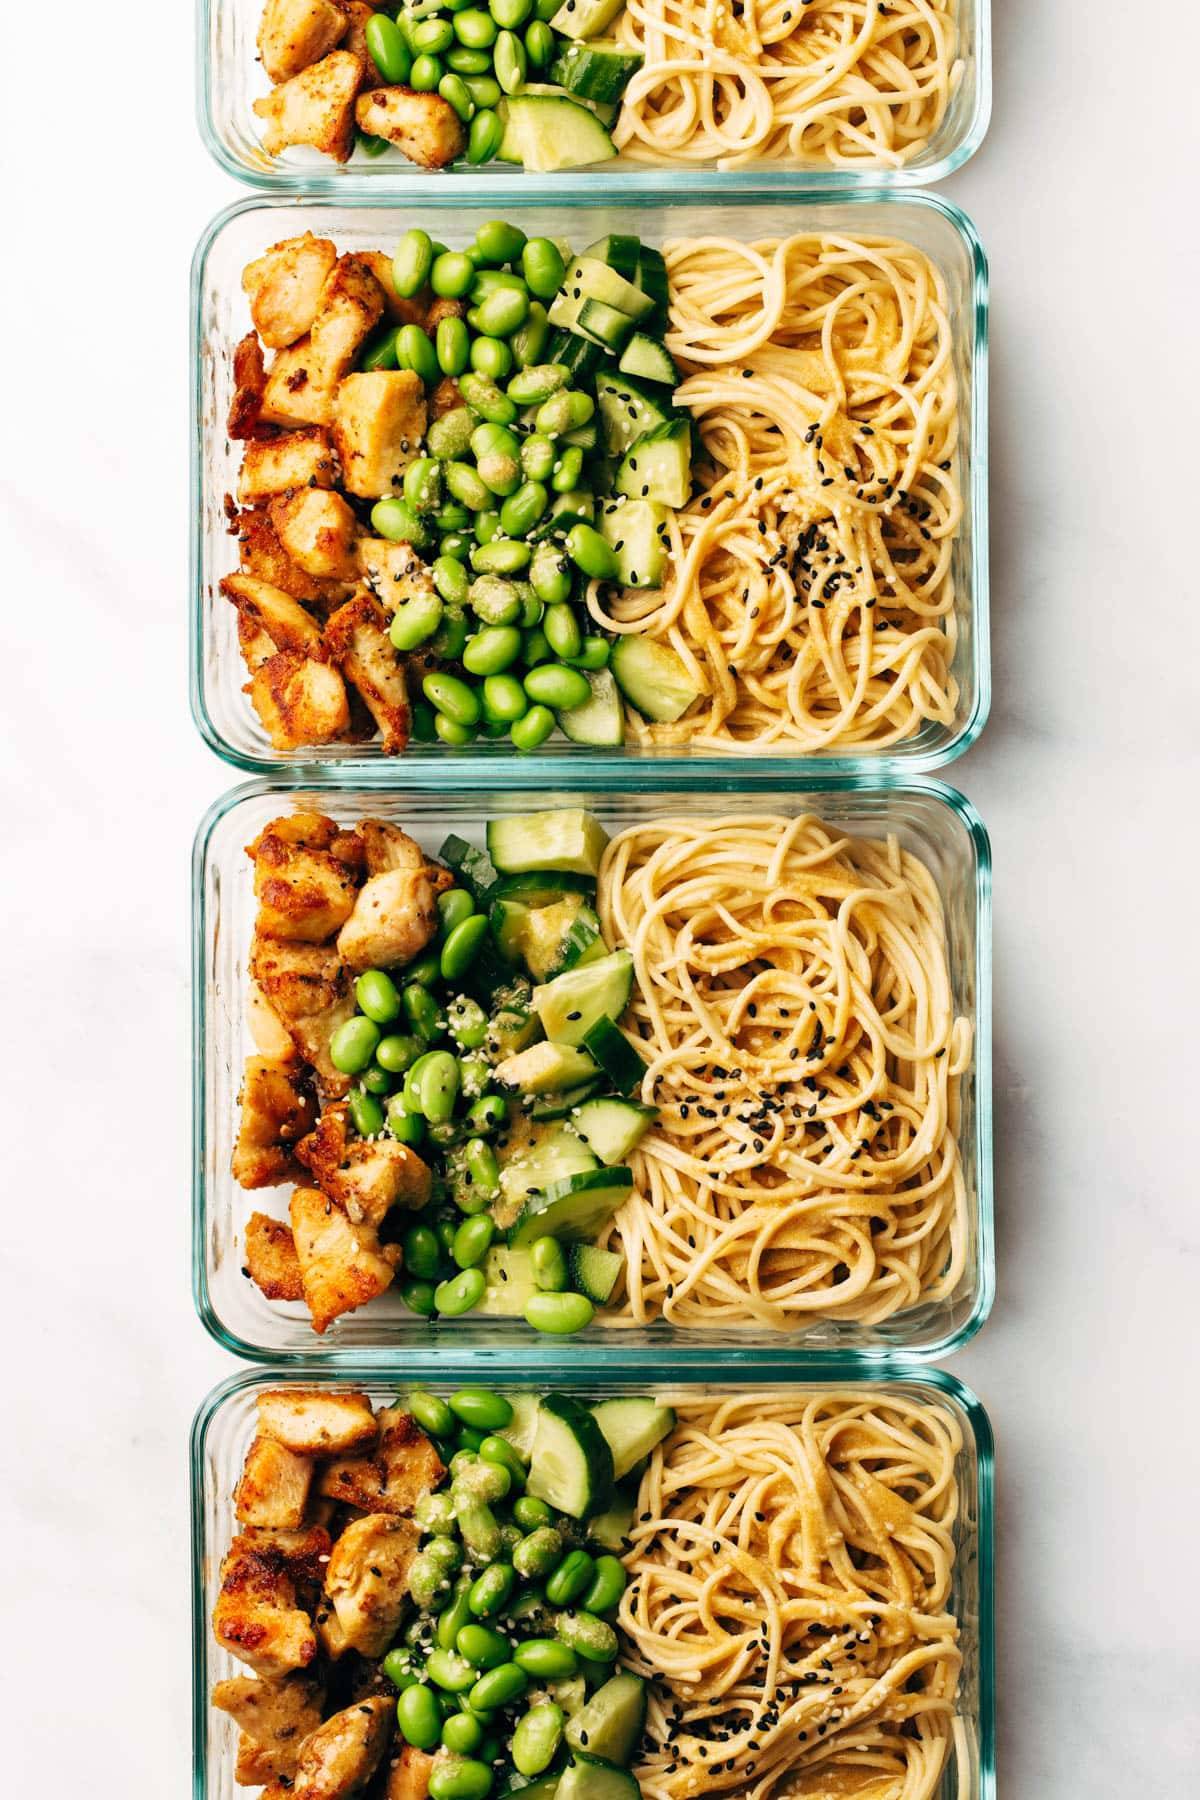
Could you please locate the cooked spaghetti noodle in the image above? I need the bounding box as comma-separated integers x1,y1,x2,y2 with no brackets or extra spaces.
598,813,970,1330
622,1390,963,1800
613,0,961,171
588,231,962,753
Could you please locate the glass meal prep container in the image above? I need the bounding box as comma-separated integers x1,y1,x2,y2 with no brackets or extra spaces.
196,0,990,190
193,771,993,1364
191,190,989,780
191,1361,995,1800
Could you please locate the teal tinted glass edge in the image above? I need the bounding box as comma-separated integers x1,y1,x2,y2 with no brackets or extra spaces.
195,0,990,193
191,1362,995,1800
191,771,993,1366
188,188,989,782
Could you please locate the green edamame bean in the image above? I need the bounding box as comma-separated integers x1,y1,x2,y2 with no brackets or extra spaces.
471,420,521,461
518,241,564,305
415,1492,459,1538
465,73,501,107
356,128,390,157
373,496,433,548
441,914,489,980
476,285,530,338
568,636,610,671
427,1649,478,1694
361,1064,393,1094
330,1015,381,1074
534,0,559,16
440,533,472,563
390,591,444,652
519,434,554,483
542,603,583,661
460,373,518,424
437,1575,476,1651
408,1388,456,1437
457,1500,502,1560
522,626,551,666
361,325,400,371
433,251,476,299
474,218,527,264
523,18,553,66
436,501,472,533
429,1759,493,1800
530,541,573,604
524,1291,595,1333
479,1435,525,1486
410,51,444,89
513,1496,554,1532
397,1681,443,1749
553,1610,619,1661
468,1563,515,1618
445,461,492,512
534,391,573,437
512,1703,564,1778
470,336,512,381
582,1555,628,1615
565,522,620,581
475,455,520,500
378,1032,422,1074
449,1386,513,1430
367,12,412,82
464,1136,501,1196
518,584,543,626
514,1638,578,1680
438,886,477,934
480,672,527,723
512,1527,564,1582
452,1213,495,1269
429,408,476,463
551,445,585,494
405,456,443,514
356,968,402,1024
411,1553,457,1614
413,15,455,53
499,480,549,538
432,606,470,660
448,43,491,72
437,715,475,746
467,1092,510,1133
567,390,595,428
494,29,527,93
437,316,471,377
507,363,568,406
436,1267,487,1316
463,625,522,675
511,303,549,371
469,1662,528,1712
454,6,497,45
469,575,522,625
530,1235,568,1292
403,1224,443,1286
394,229,434,299
448,997,489,1051
442,1712,485,1755
416,1050,461,1123
433,555,471,610
387,1100,426,1146
524,662,591,711
402,1278,437,1315
349,1088,386,1137
456,1622,511,1669
491,0,532,26
453,1454,509,1501
384,1647,419,1688
511,703,555,751
472,539,531,575
467,108,502,162
424,672,482,727
545,1549,595,1607
398,324,440,386
411,944,444,985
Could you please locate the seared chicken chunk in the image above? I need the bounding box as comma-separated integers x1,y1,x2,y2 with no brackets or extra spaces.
234,1055,318,1189
324,591,412,754
249,649,351,751
248,979,301,1061
360,820,450,884
245,1211,305,1302
320,1513,418,1656
355,539,437,613
213,1527,329,1677
318,1408,444,1517
387,1747,436,1800
229,332,267,440
214,1673,325,1781
428,375,463,422
289,1186,400,1334
333,370,426,500
244,232,339,349
255,1387,379,1456
358,250,427,326
238,506,350,608
270,489,362,581
297,1101,433,1224
223,573,325,658
282,988,358,1095
235,1434,316,1529
291,1696,392,1800
308,257,388,395
249,934,356,1095
336,857,438,971
238,429,336,503
248,814,364,943
258,0,347,83
354,87,466,168
254,50,362,161
262,337,337,429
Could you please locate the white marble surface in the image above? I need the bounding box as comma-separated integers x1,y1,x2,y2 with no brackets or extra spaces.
2,0,1199,1790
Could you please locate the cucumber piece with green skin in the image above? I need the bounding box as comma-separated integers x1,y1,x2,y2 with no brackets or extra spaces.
495,1040,598,1094
581,1015,644,1097
559,668,626,747
509,1165,633,1246
527,1391,615,1518
499,1121,599,1209
532,1078,602,1120
533,949,633,1046
573,1096,655,1164
549,0,626,41
587,1492,635,1552
488,809,610,877
635,244,670,333
615,418,692,508
565,1672,647,1765
618,333,679,387
491,872,595,904
498,1391,542,1459
499,1776,563,1800
556,43,644,103
523,897,606,981
550,1675,589,1717
498,94,617,171
555,1762,641,1800
549,258,655,336
568,1243,623,1304
599,498,669,589
595,370,676,459
439,833,499,902
563,419,600,451
547,329,607,383
477,1246,538,1317
491,896,533,965
581,233,642,280
591,1397,676,1478
610,634,701,723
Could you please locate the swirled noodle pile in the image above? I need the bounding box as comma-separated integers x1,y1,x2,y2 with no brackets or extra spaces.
612,0,960,171
597,814,970,1330
621,1391,963,1800
587,232,962,754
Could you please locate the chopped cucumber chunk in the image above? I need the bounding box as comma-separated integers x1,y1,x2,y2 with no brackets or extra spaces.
527,1391,615,1518
497,95,617,171
495,1041,599,1094
477,1247,538,1317
614,418,692,508
510,1165,633,1245
595,371,676,459
573,1096,655,1164
578,297,637,352
549,0,626,43
556,1763,641,1800
499,1121,599,1209
591,1396,676,1478
559,668,627,747
581,1015,644,1097
599,497,669,589
618,333,679,387
610,634,701,723
488,809,610,877
549,258,654,337
565,1673,647,1765
568,1243,624,1305
498,1390,542,1458
587,1492,635,1551
581,234,642,280
534,949,634,1046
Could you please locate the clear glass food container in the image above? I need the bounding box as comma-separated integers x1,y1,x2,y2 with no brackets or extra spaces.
191,190,989,779
194,772,992,1364
196,0,990,190
192,1362,995,1800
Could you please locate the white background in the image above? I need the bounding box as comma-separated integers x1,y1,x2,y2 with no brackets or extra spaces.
1,1,1198,1789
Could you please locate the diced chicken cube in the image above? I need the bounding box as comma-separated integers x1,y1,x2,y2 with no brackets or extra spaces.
230,333,267,440
282,988,358,1095
358,251,427,326
355,87,466,169
254,50,362,162
270,489,362,581
247,814,363,943
359,820,435,878
258,0,347,83
303,259,389,409
261,338,337,429
289,1186,400,1334
245,1211,305,1303
234,1055,318,1189
355,538,436,613
213,1528,329,1677
297,1101,433,1225
235,1435,316,1529
255,1387,379,1456
215,1672,326,1783
244,233,339,350
335,858,438,971
387,1747,436,1800
248,980,300,1061
333,369,426,500
250,933,347,1028
320,1514,418,1656
291,1696,392,1800
324,591,412,753
317,1408,444,1517
238,506,351,607
222,574,324,657
249,649,351,751
238,429,336,502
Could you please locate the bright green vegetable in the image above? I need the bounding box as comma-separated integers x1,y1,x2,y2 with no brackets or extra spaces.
329,1015,380,1074
512,1523,565,1579
435,1267,487,1316
453,1213,496,1268
473,539,531,575
373,497,433,548
424,672,482,727
531,1235,569,1292
515,1637,578,1679
394,229,434,298
356,969,402,1024
367,12,412,81
542,603,583,661
565,522,620,580
437,315,471,377
442,1713,485,1755
524,663,591,710
348,1089,385,1136
464,625,522,675
433,251,477,299
469,1661,529,1711
494,28,528,92
413,15,456,52
397,1682,443,1749
428,1758,493,1800
457,1621,511,1669
468,1562,515,1616
525,1291,596,1334
441,914,490,980
546,1548,596,1606
470,336,513,380
426,1649,479,1694
511,704,555,750
512,1703,564,1777
522,238,566,298
554,1610,619,1661
468,109,504,162
409,51,444,89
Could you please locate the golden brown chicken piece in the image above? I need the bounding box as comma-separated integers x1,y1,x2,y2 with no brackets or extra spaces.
249,650,351,751
256,1387,379,1456
297,1102,433,1224
262,338,338,429
289,1186,400,1334
319,1514,418,1656
248,814,364,944
230,333,267,441
317,1408,444,1517
335,866,438,971
357,250,427,325
215,1673,326,1783
333,370,426,500
324,591,412,754
271,489,363,581
359,820,451,885
308,257,389,396
250,933,346,1028
223,574,325,659
354,87,466,167
233,1056,318,1189
239,429,337,502
291,1696,392,1800
284,988,358,1095
244,233,340,350
355,539,438,614
386,1747,436,1800
235,1434,316,1529
213,1527,329,1677
238,506,350,608
248,979,302,1061
258,0,347,83
245,1212,305,1302
254,50,363,161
